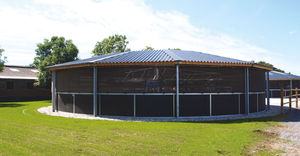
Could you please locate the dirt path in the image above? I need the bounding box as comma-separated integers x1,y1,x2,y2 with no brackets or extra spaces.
273,109,300,155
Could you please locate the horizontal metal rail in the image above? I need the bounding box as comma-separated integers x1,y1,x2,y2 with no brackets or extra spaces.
57,92,265,96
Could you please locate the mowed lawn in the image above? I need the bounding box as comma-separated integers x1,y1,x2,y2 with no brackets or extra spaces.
0,101,279,155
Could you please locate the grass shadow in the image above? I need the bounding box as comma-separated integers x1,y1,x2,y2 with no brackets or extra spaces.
0,103,27,108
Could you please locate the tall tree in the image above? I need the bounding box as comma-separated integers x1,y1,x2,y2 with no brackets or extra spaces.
257,61,285,73
32,36,79,88
92,34,130,56
0,48,7,72
143,46,154,50
168,48,181,50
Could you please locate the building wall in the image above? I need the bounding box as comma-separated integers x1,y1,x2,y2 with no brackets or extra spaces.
54,66,267,116
0,79,50,101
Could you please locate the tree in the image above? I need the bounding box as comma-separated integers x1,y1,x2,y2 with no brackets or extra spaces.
143,46,154,50
32,36,79,88
257,61,285,73
92,34,130,56
0,48,7,72
168,48,181,50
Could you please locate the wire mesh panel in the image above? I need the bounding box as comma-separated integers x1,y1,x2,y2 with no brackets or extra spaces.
136,95,173,117
98,66,176,93
239,94,245,114
75,95,93,114
258,94,266,111
249,94,258,113
179,66,245,93
249,68,266,92
293,80,300,89
212,95,239,115
57,94,73,113
179,95,210,116
100,95,134,116
270,80,290,90
56,67,93,93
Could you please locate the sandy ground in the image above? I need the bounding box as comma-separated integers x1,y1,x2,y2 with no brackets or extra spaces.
267,98,300,155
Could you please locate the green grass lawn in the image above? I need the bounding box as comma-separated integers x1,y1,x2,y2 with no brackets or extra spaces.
0,101,280,155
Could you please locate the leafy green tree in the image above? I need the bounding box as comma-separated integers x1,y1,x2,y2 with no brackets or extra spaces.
168,48,181,50
0,48,7,72
32,36,79,88
143,46,154,50
92,34,130,56
257,61,285,73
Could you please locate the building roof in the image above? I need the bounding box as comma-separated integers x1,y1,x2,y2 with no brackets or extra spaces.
269,71,300,80
0,65,38,80
47,50,273,70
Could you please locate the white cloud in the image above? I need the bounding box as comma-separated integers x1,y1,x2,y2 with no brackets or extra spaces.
288,30,297,35
0,0,286,72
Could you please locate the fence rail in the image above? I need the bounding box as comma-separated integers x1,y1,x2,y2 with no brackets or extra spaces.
280,88,299,115
56,91,266,116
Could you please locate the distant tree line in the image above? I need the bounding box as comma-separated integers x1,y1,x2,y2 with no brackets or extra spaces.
0,47,7,72
257,61,285,73
27,34,286,88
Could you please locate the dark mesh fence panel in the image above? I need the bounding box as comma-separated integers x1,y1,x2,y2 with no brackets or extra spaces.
293,80,300,89
240,94,245,114
258,94,266,111
249,94,258,113
100,95,134,116
179,66,245,93
179,95,209,116
56,67,93,93
75,95,93,114
270,90,281,98
57,94,73,113
212,95,239,115
249,68,266,92
98,66,176,93
136,95,173,117
270,80,290,89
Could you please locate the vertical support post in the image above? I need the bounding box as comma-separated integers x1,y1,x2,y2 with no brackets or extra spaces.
173,94,175,117
93,66,98,116
257,93,259,112
238,94,240,114
266,72,270,110
209,94,212,116
281,88,284,115
290,80,293,89
51,71,56,112
73,94,75,113
296,88,298,109
245,68,249,115
289,88,292,111
133,95,136,117
176,64,180,117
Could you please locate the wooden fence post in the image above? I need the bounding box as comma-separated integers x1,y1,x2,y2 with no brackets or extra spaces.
296,88,299,109
281,88,284,115
289,88,292,111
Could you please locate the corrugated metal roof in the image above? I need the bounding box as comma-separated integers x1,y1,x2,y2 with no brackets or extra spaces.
269,71,300,80
0,65,38,80
47,50,251,69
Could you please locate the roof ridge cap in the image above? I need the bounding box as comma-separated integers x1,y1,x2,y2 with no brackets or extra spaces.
162,49,181,61
90,51,131,63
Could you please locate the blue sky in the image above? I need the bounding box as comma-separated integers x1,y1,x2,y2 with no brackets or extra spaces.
0,0,299,74
147,0,300,72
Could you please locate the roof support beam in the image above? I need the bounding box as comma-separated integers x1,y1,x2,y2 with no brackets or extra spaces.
93,66,98,116
176,64,180,117
51,71,56,112
266,71,270,110
245,67,249,115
